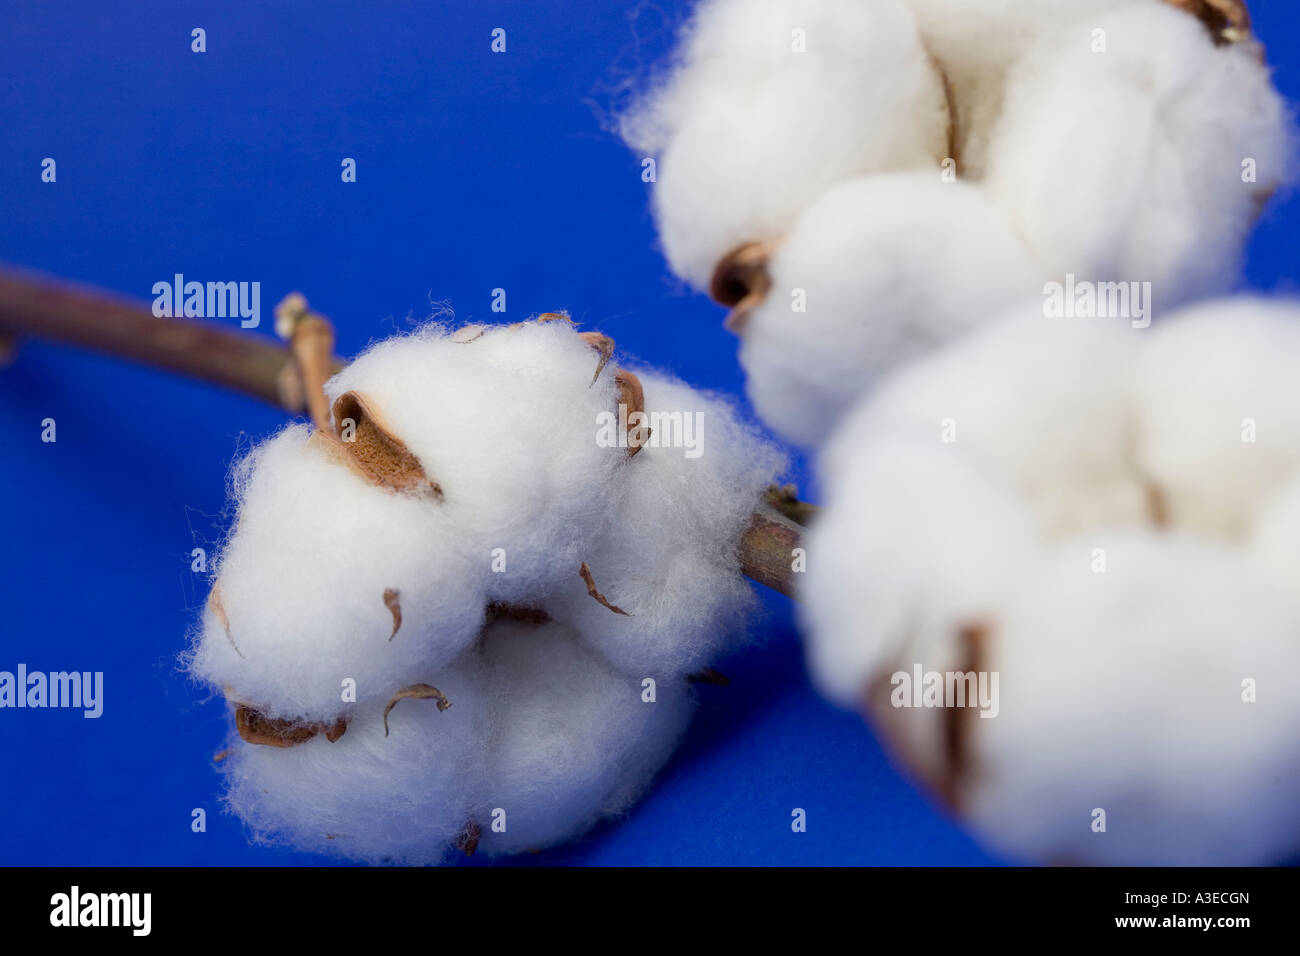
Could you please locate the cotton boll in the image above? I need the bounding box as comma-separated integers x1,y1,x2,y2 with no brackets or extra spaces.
985,3,1292,309
624,0,949,288
800,430,1036,711
190,315,786,861
190,424,488,722
1133,299,1300,538
223,660,488,865
477,619,694,855
801,294,1300,864
901,0,1137,176
841,308,1149,536
549,372,787,677
965,533,1300,866
737,173,1043,448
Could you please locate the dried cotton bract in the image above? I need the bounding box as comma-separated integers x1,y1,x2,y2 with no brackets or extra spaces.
189,317,785,862
625,0,1292,448
801,300,1300,865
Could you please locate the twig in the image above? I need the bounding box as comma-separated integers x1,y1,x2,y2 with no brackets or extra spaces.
765,484,821,527
0,265,807,598
0,266,344,415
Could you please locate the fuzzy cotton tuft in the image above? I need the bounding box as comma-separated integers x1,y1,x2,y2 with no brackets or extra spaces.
801,297,1300,864
190,317,785,862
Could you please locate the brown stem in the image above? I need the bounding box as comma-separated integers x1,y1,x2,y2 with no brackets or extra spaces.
0,265,806,599
0,266,344,414
764,484,821,527
739,506,803,598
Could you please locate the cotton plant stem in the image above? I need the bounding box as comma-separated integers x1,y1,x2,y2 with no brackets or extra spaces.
740,506,805,596
0,267,345,412
0,265,808,598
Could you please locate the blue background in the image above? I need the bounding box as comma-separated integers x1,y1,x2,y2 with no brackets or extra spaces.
0,0,1297,866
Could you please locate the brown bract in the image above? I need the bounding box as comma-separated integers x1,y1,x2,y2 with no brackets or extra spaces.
1164,0,1253,46
710,241,774,335
862,623,990,814
275,293,338,434
328,390,444,500
207,583,244,659
579,562,630,616
454,820,482,856
235,704,348,748
384,588,403,640
383,684,453,737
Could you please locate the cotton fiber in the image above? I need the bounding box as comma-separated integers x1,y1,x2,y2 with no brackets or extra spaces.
626,0,1292,448
190,316,785,862
801,297,1300,865
477,618,695,856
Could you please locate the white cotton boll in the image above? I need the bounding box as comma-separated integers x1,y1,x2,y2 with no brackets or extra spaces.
190,315,786,861
549,372,787,677
189,424,488,722
842,309,1148,536
901,0,1136,176
477,619,694,855
623,0,949,288
737,173,1043,448
1134,299,1300,538
224,660,488,865
800,430,1036,711
801,294,1300,864
965,533,1300,866
985,3,1292,309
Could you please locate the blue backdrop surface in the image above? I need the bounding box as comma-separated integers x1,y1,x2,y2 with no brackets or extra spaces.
1,0,1297,866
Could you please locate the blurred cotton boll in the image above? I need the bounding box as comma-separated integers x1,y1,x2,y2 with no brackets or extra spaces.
801,297,1300,864
628,0,1292,451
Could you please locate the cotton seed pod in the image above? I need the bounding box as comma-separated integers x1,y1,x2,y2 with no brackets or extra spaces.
801,298,1300,864
622,0,949,288
189,316,786,860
